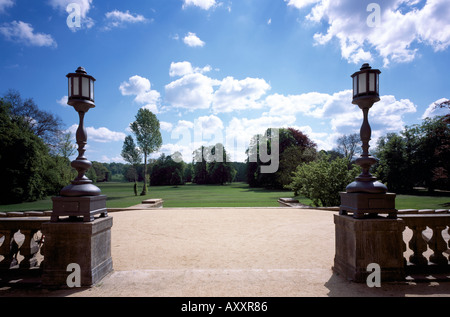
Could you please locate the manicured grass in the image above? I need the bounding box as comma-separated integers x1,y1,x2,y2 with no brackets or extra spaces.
101,182,305,208
0,182,448,212
395,194,450,210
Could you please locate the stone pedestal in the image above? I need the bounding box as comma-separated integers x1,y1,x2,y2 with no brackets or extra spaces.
51,195,107,222
42,216,113,287
340,192,397,219
333,214,405,283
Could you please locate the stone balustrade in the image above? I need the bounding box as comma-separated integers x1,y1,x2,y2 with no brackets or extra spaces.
397,209,450,274
0,215,49,276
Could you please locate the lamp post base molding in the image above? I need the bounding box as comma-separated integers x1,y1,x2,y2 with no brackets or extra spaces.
333,214,405,283
42,216,113,287
51,195,108,222
339,192,397,219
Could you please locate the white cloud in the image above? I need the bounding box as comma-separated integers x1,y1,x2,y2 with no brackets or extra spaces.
422,97,449,119
264,89,416,149
160,121,173,132
177,120,195,129
154,143,192,162
0,21,56,47
101,155,126,163
166,61,269,113
265,92,330,116
196,114,224,131
169,61,194,77
212,76,271,113
120,75,151,95
0,0,14,13
57,95,69,107
67,125,126,143
292,0,450,66
183,32,205,47
49,0,92,17
165,72,217,111
285,0,320,10
182,0,217,10
170,62,211,77
119,75,161,112
105,10,148,29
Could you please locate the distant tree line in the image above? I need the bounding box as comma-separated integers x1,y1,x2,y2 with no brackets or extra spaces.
374,113,450,193
247,105,449,206
117,146,246,189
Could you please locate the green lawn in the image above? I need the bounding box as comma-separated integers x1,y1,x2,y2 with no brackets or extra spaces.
0,182,448,212
103,182,305,208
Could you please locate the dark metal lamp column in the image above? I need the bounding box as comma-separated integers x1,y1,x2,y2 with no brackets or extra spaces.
51,67,107,222
339,63,397,219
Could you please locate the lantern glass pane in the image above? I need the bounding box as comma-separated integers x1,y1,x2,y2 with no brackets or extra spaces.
73,77,79,96
353,76,357,96
358,73,367,94
81,77,90,98
376,73,379,94
68,77,72,97
90,79,94,100
369,73,375,92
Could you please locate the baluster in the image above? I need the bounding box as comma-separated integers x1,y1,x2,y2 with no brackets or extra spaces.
18,229,40,269
428,225,449,265
408,224,428,266
448,227,450,262
0,231,6,266
33,230,43,268
0,230,15,269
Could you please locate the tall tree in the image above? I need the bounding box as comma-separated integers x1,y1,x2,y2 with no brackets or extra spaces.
130,109,162,195
3,89,62,149
0,99,64,203
287,153,359,207
334,133,361,164
246,127,317,189
150,153,185,186
207,144,235,185
55,131,76,159
121,135,142,195
192,144,235,185
374,133,411,193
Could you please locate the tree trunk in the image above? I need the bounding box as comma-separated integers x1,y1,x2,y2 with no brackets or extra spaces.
141,153,148,196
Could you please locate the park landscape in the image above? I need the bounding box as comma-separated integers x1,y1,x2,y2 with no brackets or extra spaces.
0,0,450,300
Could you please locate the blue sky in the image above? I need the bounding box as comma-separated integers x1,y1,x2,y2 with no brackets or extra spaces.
1,0,449,163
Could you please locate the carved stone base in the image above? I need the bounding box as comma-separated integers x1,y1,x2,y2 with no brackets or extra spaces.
51,195,107,222
340,192,397,219
42,216,113,287
333,214,406,283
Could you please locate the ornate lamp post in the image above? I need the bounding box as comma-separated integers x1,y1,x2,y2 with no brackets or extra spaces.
51,67,107,222
43,67,112,288
60,66,101,197
339,63,396,219
333,64,404,284
346,63,387,194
